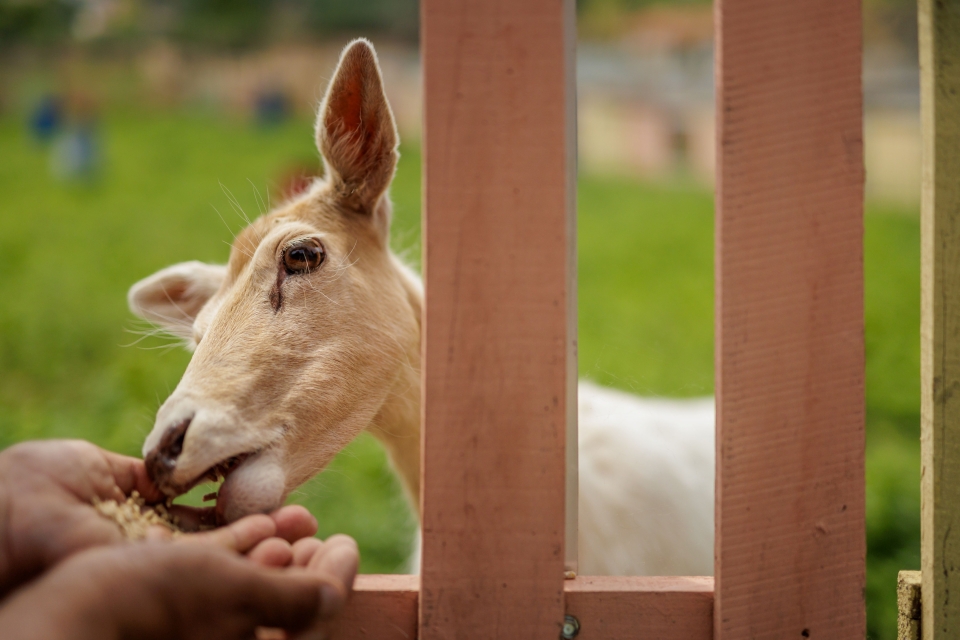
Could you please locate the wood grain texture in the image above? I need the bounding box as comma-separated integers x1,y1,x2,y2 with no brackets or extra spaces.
565,576,713,639
564,0,579,569
899,571,922,640
714,0,865,637
420,0,575,638
334,575,418,640
919,2,960,638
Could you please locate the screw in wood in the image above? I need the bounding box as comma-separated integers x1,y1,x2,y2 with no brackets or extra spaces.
560,615,580,639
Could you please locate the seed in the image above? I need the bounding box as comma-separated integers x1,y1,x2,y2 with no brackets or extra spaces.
92,491,183,540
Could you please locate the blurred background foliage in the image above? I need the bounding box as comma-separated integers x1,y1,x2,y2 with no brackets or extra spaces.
0,1,923,638
0,0,420,48
0,0,919,49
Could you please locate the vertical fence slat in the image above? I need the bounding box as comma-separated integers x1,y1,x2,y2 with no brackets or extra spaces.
563,0,579,576
714,1,865,637
919,1,960,638
420,0,575,638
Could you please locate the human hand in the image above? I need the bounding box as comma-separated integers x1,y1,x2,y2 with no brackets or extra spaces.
0,534,359,640
0,439,318,596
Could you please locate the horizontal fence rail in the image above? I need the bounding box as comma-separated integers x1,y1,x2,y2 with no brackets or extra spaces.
336,576,714,640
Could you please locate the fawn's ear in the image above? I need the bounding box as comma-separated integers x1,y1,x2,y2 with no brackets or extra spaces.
316,39,399,221
128,261,226,340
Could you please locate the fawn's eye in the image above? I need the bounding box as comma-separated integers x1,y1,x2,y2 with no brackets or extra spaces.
282,240,324,274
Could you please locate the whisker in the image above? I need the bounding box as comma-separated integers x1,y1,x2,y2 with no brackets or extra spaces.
248,178,268,215
211,204,239,241
219,182,264,243
223,239,254,261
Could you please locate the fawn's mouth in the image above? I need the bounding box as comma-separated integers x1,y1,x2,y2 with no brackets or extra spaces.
198,452,254,486
156,450,257,499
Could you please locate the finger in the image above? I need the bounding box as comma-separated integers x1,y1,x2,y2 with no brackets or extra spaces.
248,538,294,567
307,535,358,584
270,506,318,543
98,449,165,503
119,544,325,634
178,514,277,553
29,440,158,504
144,525,175,542
291,538,324,568
68,507,132,550
166,504,218,532
306,536,359,619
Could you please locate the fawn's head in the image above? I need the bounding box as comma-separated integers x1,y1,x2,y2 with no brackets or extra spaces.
130,40,420,522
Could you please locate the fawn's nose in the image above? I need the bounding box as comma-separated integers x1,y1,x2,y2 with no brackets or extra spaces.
145,416,192,489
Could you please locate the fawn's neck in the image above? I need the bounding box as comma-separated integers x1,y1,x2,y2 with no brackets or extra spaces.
368,369,421,516
366,259,423,516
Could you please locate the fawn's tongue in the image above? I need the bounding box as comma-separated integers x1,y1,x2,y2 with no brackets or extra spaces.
213,449,287,524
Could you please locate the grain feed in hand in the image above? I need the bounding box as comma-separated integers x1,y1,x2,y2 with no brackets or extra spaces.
92,491,183,540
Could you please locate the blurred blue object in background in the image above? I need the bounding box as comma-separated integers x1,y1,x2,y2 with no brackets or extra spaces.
51,123,100,181
29,95,63,143
255,89,290,126
50,94,102,182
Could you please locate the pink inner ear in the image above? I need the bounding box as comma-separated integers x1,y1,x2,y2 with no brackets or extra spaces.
331,80,363,135
325,66,381,166
325,65,364,142
318,43,396,203
148,280,188,306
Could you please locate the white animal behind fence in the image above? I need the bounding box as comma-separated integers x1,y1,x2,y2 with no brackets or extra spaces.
128,38,714,577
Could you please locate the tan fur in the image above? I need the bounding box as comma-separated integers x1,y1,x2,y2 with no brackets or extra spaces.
133,40,421,522
132,41,719,578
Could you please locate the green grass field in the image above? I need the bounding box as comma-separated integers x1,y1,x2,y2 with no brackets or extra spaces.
0,111,918,638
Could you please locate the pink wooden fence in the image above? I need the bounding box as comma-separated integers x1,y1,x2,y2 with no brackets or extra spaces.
333,0,865,637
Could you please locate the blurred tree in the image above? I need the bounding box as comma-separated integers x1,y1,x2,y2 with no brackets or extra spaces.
0,0,74,48
0,0,922,50
166,0,419,48
303,0,418,42
172,0,272,49
575,0,916,10
0,0,420,49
